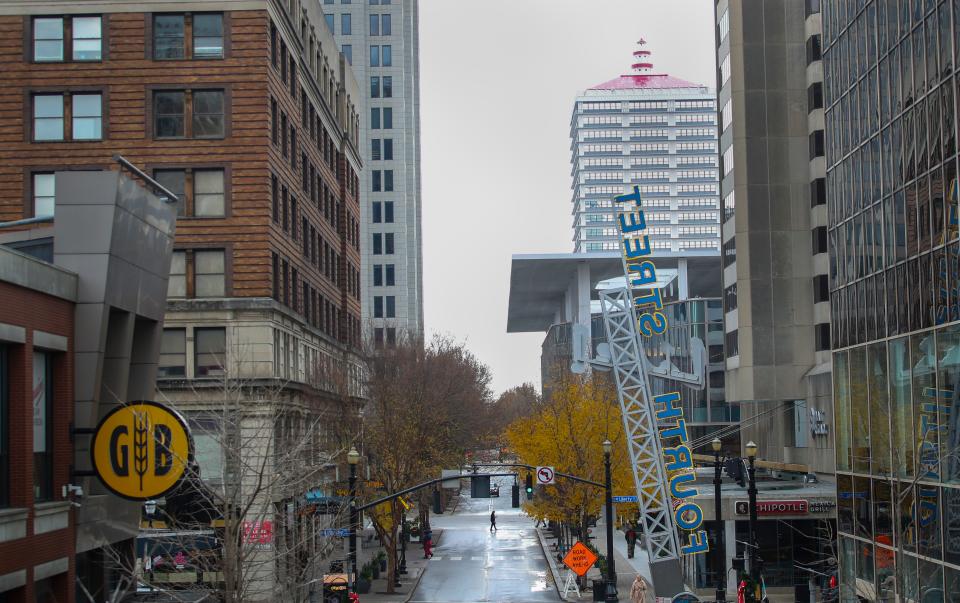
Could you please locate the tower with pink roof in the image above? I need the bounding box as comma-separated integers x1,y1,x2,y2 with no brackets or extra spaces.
570,39,721,257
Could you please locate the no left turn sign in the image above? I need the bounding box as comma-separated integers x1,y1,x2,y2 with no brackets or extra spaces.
536,466,555,485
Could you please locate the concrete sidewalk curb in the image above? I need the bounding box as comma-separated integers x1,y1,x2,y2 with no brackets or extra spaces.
534,527,570,601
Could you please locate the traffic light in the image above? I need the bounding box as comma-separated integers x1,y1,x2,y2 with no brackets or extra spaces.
511,484,520,508
525,474,533,499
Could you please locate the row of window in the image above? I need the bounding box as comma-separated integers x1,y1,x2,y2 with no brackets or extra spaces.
370,107,394,129
372,201,394,223
327,13,392,36
372,263,395,287
372,170,394,192
369,45,393,67
370,76,394,98
272,253,358,343
372,232,395,255
372,295,396,318
158,327,225,378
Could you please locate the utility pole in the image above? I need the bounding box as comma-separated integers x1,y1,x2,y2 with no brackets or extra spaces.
711,437,725,603
603,440,618,603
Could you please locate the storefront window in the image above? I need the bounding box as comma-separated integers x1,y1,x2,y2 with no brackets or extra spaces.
890,337,915,477
839,536,858,603
835,350,852,470
898,552,919,602
838,474,854,534
869,343,892,474
917,484,942,559
942,485,960,566
851,347,870,472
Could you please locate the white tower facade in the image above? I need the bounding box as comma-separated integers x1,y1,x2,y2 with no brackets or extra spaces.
322,0,423,341
571,41,720,256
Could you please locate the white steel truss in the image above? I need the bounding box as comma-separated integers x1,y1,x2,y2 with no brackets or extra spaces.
599,287,681,563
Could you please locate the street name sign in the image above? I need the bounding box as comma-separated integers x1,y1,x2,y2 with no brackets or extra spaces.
535,466,555,485
562,541,598,577
612,495,639,503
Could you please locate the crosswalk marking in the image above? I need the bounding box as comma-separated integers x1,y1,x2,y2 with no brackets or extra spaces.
430,554,531,562
513,555,525,560
449,556,462,561
431,557,441,560
471,556,483,561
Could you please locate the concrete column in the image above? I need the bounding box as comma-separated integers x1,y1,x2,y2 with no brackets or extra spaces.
678,259,689,300
725,520,737,595
576,262,591,359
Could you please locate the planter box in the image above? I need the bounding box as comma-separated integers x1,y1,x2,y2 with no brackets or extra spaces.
355,579,372,594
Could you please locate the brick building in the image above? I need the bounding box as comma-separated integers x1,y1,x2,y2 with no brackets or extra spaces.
0,1,366,600
0,245,76,603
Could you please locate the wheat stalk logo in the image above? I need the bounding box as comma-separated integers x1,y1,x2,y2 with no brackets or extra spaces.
133,410,150,492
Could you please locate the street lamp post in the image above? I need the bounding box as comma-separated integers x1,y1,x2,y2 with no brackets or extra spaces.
602,440,618,603
399,510,408,575
711,438,725,603
745,441,759,595
347,447,360,594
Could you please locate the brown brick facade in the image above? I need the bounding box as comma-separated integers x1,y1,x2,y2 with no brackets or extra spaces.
0,280,75,603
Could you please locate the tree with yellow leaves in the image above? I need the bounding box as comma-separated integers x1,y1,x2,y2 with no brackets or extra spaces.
504,372,637,544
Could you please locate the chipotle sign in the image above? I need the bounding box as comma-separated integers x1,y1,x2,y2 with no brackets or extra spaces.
735,500,807,515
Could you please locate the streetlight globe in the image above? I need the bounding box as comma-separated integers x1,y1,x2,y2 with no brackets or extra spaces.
711,437,722,453
347,447,361,465
602,440,612,454
745,441,758,458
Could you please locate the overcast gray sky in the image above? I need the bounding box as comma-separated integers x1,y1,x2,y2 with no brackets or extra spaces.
419,1,716,395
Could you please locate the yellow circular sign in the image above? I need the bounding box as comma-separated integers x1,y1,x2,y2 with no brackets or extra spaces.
91,401,193,501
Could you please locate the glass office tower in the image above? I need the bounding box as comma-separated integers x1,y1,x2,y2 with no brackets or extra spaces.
824,0,959,599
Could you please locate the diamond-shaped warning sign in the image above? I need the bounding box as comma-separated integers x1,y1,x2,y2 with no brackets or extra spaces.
562,541,598,577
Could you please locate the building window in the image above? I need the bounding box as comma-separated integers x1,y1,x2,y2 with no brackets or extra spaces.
72,17,103,61
383,108,393,129
382,45,392,66
384,201,394,223
386,327,396,345
808,82,823,110
158,328,186,377
384,170,394,191
33,94,64,141
154,168,225,217
72,93,102,139
153,89,225,139
193,14,225,59
370,45,379,66
385,264,395,285
371,76,380,98
386,295,395,318
383,139,393,160
814,274,829,303
342,44,352,64
32,351,53,502
381,14,391,35
385,232,394,254
153,14,185,59
383,76,393,98
371,108,381,129
814,322,830,351
374,327,384,347
806,34,822,64
374,296,383,318
373,170,381,191
372,138,381,160
373,201,382,222
195,249,226,297
369,14,380,35
154,13,223,59
168,249,225,298
33,173,55,217
809,130,824,159
341,14,351,35
811,178,826,206
0,345,7,507
33,17,64,61
373,233,382,254
195,328,226,376
373,264,383,286
325,14,335,32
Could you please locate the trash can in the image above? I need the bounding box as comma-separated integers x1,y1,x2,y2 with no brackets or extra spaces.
592,579,606,601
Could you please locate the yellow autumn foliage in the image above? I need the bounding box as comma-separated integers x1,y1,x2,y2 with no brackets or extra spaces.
504,374,639,529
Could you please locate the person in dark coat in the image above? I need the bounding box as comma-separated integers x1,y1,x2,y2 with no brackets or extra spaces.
490,510,497,532
625,524,638,558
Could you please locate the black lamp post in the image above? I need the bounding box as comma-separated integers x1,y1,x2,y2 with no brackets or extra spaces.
711,437,725,603
399,510,408,575
347,447,360,593
745,441,759,593
603,440,618,603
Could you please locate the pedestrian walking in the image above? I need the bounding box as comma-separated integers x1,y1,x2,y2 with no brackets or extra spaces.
490,510,497,532
422,526,433,558
624,524,638,559
629,574,647,603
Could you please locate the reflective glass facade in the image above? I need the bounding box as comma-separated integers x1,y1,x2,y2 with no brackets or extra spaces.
825,0,959,599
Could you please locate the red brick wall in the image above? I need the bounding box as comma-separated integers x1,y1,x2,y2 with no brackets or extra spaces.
0,279,75,603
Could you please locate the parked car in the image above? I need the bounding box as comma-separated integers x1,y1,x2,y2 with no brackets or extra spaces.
490,485,500,497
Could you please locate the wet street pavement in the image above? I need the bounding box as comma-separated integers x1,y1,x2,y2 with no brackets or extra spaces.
409,474,560,603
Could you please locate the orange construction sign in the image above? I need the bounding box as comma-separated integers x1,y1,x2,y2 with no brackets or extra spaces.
562,541,598,577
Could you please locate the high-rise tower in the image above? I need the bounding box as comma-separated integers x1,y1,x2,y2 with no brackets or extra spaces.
323,0,423,341
570,40,720,256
